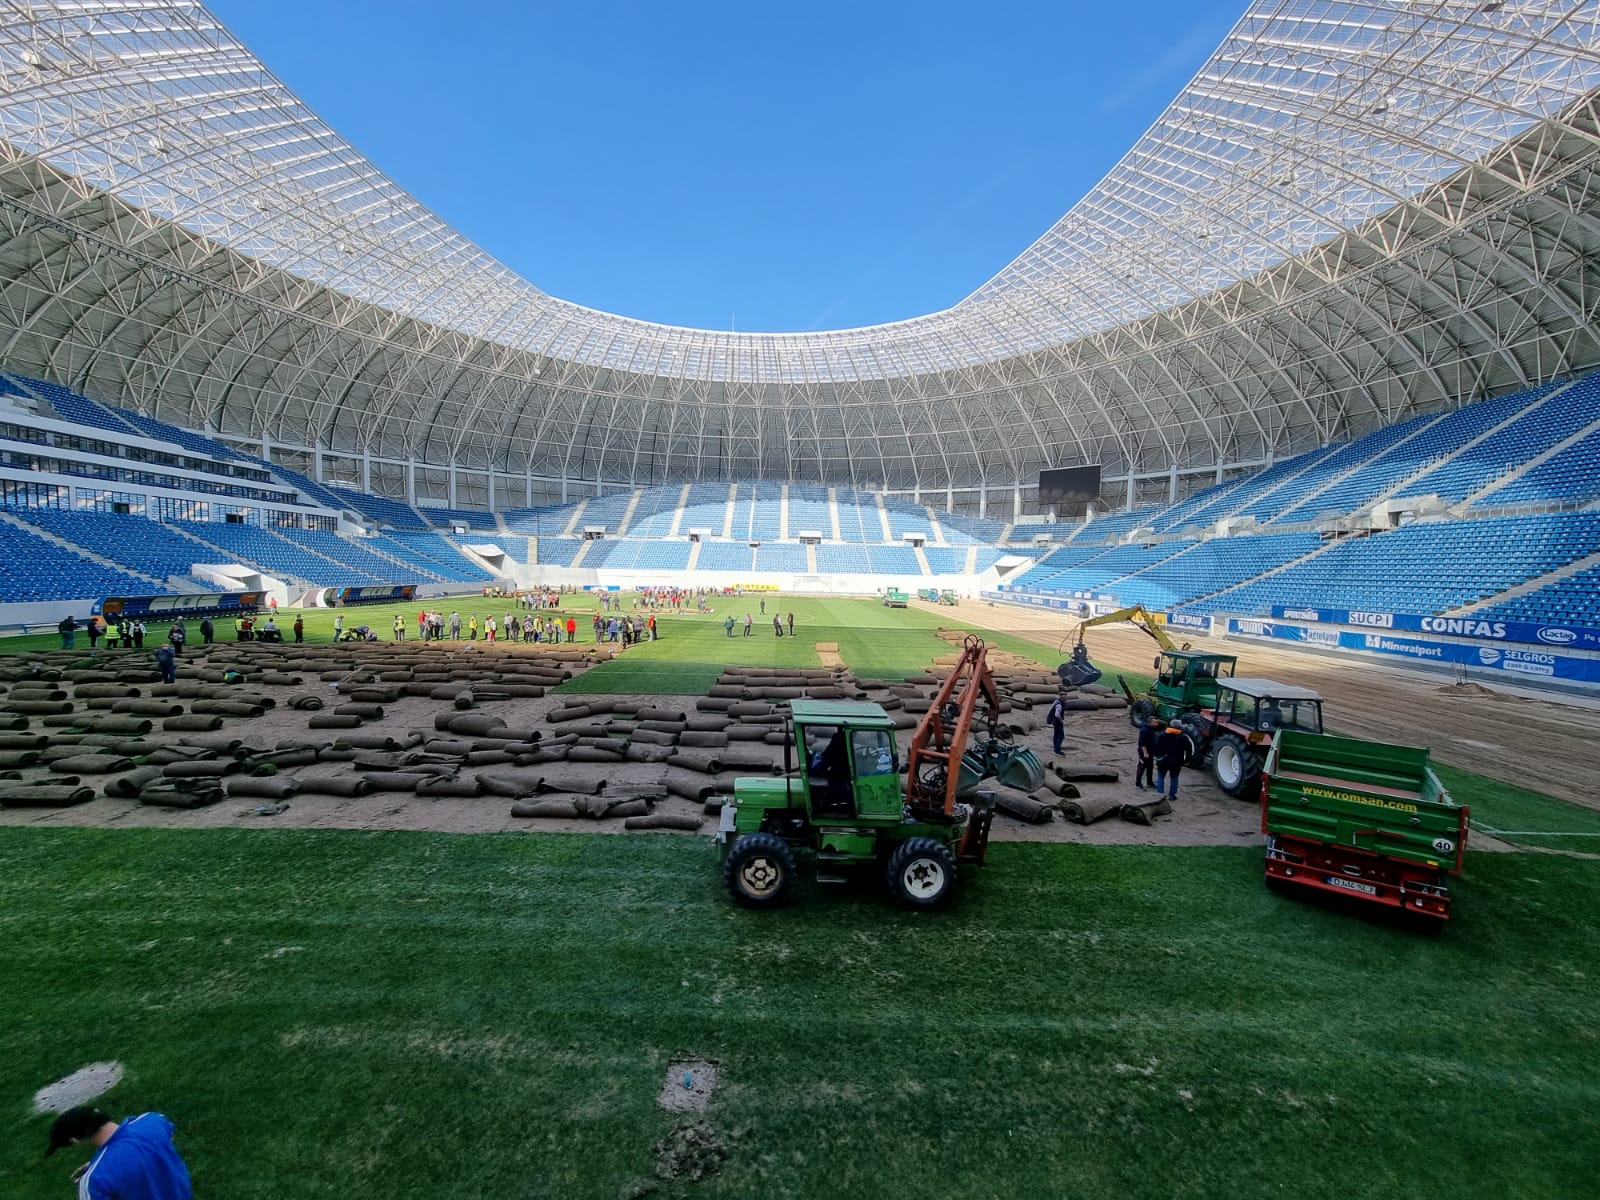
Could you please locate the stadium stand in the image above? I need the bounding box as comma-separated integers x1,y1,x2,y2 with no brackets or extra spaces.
1193,513,1600,616
16,510,207,584
0,519,157,601
418,505,495,531
1396,376,1600,503
696,541,754,571
174,521,384,587
1476,563,1600,627
755,543,807,571
6,373,140,437
333,487,430,530
532,537,583,567
1099,532,1322,611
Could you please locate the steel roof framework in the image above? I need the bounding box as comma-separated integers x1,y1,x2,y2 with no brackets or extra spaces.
0,1,1598,496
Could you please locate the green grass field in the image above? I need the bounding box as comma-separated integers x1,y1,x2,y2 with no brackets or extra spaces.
2,830,1596,1200
3,594,1597,1196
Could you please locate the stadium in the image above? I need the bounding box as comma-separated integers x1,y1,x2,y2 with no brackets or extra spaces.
1,2,1597,1197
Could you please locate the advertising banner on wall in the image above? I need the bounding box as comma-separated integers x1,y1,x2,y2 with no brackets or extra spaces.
1230,617,1600,684
98,592,261,619
1166,612,1214,635
1268,605,1600,650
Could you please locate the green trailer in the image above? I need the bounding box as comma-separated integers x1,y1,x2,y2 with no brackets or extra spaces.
882,588,909,608
1262,729,1468,923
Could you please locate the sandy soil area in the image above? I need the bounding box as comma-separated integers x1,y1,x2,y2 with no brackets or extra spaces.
942,598,1600,810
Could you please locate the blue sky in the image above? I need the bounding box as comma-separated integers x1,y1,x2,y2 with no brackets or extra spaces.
211,0,1241,333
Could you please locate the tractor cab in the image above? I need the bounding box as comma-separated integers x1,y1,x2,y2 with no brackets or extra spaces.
1131,650,1238,725
1211,680,1324,740
794,701,904,820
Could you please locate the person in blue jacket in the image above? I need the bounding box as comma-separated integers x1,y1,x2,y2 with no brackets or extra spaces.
46,1106,192,1199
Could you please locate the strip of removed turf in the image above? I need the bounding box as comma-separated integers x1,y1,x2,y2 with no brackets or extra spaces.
1,827,1595,1200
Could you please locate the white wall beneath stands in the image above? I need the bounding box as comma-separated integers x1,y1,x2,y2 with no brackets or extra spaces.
0,597,101,631
522,566,999,595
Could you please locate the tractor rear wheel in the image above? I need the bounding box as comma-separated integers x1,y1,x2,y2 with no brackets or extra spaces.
1128,697,1156,728
886,837,958,910
723,832,797,908
1211,732,1261,798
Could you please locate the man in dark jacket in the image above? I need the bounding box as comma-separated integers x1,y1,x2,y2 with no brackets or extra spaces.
1153,725,1189,801
1135,715,1162,790
1046,693,1068,756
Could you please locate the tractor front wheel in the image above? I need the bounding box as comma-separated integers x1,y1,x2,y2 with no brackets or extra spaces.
723,832,797,908
886,837,958,910
1128,697,1156,728
1211,732,1261,798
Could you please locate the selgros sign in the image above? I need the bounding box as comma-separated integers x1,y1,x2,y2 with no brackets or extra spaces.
1232,617,1599,684
1268,606,1600,650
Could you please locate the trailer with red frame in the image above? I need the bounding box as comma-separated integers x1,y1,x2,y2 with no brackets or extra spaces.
1261,729,1468,924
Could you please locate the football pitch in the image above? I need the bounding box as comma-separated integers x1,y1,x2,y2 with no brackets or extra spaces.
2,594,1597,1198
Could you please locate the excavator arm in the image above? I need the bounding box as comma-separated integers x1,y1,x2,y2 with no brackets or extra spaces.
1073,604,1180,651
906,634,1002,814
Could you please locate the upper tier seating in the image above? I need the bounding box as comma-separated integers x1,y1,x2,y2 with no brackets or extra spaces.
942,513,1007,544
418,505,495,531
626,488,681,536
577,490,635,531
1194,513,1600,616
504,502,585,535
679,482,732,534
1397,376,1600,503
1475,427,1600,508
835,490,881,543
1239,413,1436,523
110,406,240,463
1036,541,1197,593
7,373,141,438
333,487,430,530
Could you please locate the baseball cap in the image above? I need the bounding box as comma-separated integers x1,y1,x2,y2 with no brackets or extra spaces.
46,1106,110,1157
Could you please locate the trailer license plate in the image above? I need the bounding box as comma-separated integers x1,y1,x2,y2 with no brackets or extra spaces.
1325,876,1377,896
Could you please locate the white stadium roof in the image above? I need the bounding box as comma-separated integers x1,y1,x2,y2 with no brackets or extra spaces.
1,1,1599,495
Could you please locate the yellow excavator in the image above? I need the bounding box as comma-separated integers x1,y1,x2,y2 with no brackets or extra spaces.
1057,604,1192,687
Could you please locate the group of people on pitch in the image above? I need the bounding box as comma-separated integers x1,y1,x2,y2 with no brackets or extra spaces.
1045,697,1190,801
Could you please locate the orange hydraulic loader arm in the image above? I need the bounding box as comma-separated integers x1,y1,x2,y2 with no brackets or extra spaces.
905,634,1001,818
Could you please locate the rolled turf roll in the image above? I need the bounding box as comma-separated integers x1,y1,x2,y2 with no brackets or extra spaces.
475,774,537,798
0,784,96,807
258,673,304,686
163,714,223,733
422,739,473,757
189,700,266,718
516,748,568,764
678,731,728,748
667,751,723,774
725,726,772,742
161,760,240,778
334,702,385,720
49,754,134,774
545,706,591,724
294,775,374,797
980,786,1053,824
510,798,579,819
110,700,185,717
361,772,427,792
415,776,483,798
717,748,781,772
464,750,518,767
567,746,623,764
342,734,409,751
226,776,298,800
534,771,604,796
346,687,402,704
624,813,704,832
0,749,41,769
138,781,224,809
104,765,164,797
287,694,325,711
0,732,47,750
308,714,363,729
257,747,320,770
1061,795,1120,824
1120,796,1172,825
72,684,142,699
683,717,730,733
624,744,674,764
444,715,513,739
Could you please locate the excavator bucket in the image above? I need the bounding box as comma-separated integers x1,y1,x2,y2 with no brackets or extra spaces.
1057,642,1103,688
992,744,1045,792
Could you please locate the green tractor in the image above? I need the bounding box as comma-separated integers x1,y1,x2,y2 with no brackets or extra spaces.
716,638,1042,909
1124,649,1239,727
